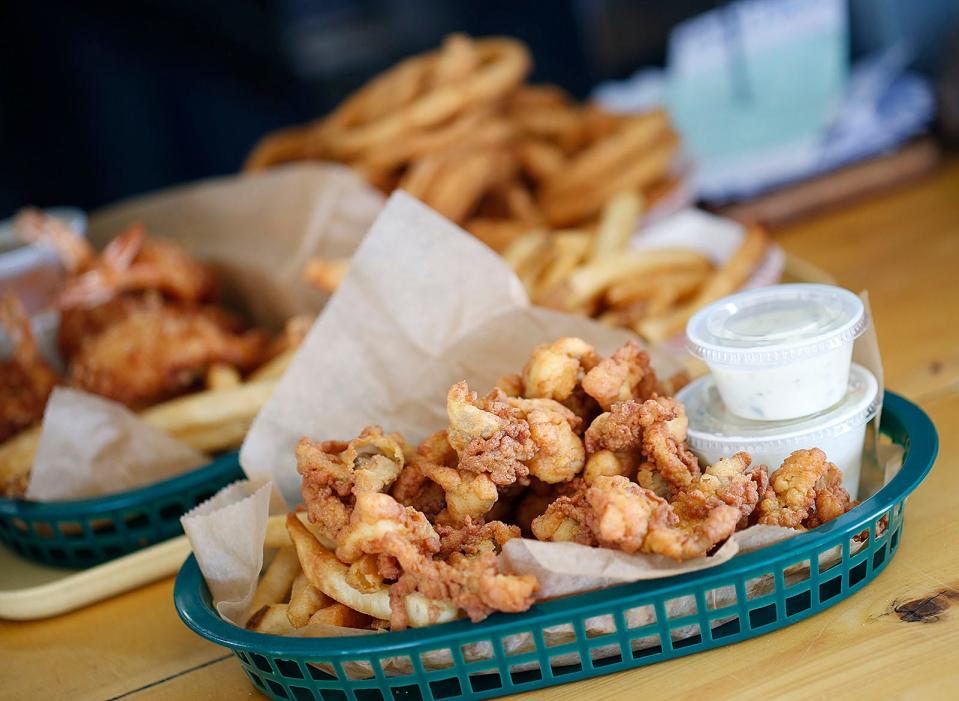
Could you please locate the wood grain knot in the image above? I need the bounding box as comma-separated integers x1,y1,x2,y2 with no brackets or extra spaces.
894,590,959,623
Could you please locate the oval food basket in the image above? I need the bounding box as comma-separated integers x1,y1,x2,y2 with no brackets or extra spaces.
0,451,243,568
174,392,937,701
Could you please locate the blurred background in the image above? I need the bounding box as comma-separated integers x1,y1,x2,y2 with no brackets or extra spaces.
2,0,958,215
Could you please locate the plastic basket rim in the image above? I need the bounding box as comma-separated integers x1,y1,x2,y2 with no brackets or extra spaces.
0,450,242,518
174,390,937,657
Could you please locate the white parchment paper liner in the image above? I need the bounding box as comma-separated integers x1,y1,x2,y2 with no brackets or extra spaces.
26,388,207,500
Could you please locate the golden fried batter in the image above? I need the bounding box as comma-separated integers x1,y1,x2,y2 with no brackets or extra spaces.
757,449,830,528
806,463,856,528
0,295,59,442
65,304,267,407
521,337,598,401
586,475,677,554
415,430,499,523
581,340,660,410
508,396,584,483
672,452,767,528
447,383,535,486
297,427,407,540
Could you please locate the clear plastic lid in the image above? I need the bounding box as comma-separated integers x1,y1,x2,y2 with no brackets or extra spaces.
686,284,867,366
677,363,881,453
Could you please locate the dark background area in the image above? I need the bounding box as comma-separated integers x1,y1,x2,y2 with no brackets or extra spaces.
2,0,955,216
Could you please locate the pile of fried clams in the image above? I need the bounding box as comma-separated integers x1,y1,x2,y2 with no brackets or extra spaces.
295,338,856,629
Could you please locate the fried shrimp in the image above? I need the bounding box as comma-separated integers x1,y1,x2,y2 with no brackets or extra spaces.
0,295,59,442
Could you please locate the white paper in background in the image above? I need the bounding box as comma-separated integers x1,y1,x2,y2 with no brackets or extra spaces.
88,163,385,330
26,387,207,501
180,480,272,625
240,192,685,508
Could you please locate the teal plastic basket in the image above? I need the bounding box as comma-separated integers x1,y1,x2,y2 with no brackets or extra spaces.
174,392,937,701
0,451,243,568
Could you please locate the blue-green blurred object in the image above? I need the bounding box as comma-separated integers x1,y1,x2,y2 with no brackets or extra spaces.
667,0,848,163
0,451,243,568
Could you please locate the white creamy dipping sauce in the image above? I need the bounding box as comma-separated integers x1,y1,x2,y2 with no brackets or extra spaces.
686,284,867,421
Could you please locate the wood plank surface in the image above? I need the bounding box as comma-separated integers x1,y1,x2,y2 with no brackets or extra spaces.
1,161,957,701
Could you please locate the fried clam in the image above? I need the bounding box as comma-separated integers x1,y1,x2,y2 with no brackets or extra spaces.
447,382,535,487
297,426,409,541
506,396,585,483
415,430,499,524
328,492,537,628
758,449,855,529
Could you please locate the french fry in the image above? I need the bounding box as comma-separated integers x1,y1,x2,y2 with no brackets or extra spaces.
248,349,295,383
286,514,458,627
205,363,241,390
533,230,590,301
501,229,550,295
308,603,373,628
245,546,300,625
542,110,671,197
287,572,334,628
541,134,679,226
514,138,565,182
465,217,533,253
246,604,297,634
636,224,769,342
561,248,713,309
302,257,350,294
588,191,643,262
605,266,710,307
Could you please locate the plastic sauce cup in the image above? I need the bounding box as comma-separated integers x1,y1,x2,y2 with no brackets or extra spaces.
685,284,867,421
677,363,880,499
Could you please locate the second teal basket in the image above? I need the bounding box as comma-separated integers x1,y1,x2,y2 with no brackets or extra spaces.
0,451,244,568
174,391,938,701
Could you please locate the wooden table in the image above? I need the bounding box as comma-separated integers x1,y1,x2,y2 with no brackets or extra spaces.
3,162,958,701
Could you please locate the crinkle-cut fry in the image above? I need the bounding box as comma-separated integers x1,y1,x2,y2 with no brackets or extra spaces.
465,217,534,253
588,191,643,262
542,109,671,197
205,362,241,390
308,603,373,628
245,546,300,624
541,133,679,227
558,248,713,309
605,265,710,307
303,257,350,294
324,38,531,159
286,514,458,627
532,230,591,301
636,224,769,343
243,124,312,171
422,148,503,224
288,572,334,628
515,138,566,182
